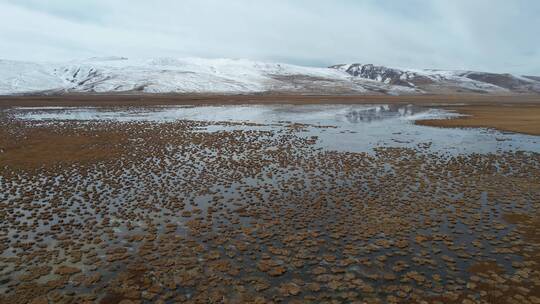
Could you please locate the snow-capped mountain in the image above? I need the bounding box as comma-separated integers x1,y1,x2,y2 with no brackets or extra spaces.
0,57,538,95
331,63,540,94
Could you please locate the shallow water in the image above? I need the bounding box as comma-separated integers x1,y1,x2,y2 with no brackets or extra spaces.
2,104,540,303
11,104,540,154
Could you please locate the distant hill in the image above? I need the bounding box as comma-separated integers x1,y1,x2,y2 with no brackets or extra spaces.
1,57,538,95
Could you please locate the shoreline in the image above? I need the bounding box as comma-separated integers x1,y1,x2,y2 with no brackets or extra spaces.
415,104,540,136
1,94,539,136
1,93,540,106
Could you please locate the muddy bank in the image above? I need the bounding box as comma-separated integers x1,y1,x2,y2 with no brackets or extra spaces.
416,104,540,135
2,94,540,137
1,93,539,107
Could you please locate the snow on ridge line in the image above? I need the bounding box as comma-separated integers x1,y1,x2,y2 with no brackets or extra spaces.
1,57,539,95
0,57,365,95
331,63,540,94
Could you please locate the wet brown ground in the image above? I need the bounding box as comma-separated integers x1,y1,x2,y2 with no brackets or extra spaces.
0,95,540,304
1,93,539,107
2,93,539,135
416,105,540,136
0,126,125,170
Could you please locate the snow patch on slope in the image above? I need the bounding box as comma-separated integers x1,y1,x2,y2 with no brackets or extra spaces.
0,57,377,95
0,60,66,94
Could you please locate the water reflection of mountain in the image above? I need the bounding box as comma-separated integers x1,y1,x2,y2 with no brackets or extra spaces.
343,104,422,123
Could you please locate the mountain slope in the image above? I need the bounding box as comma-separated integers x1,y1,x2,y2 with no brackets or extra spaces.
0,57,538,95
330,63,540,94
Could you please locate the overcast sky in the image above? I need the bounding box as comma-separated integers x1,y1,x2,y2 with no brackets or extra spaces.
1,0,539,74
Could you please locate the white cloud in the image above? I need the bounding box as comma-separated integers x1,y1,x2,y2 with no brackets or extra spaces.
0,0,539,74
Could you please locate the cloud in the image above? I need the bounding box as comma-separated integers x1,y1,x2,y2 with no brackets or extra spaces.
0,0,539,75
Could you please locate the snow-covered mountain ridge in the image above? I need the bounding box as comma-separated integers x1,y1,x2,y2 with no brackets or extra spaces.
331,63,540,94
0,57,538,95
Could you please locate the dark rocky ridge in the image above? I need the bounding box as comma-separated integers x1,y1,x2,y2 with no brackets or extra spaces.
331,63,540,94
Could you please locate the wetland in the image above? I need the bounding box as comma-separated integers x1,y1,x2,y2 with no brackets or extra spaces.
0,97,539,304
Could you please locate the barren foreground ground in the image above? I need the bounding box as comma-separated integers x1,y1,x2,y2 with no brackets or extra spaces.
0,95,539,304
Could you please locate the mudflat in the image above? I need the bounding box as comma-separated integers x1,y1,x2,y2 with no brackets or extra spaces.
416,104,540,135
2,93,540,107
